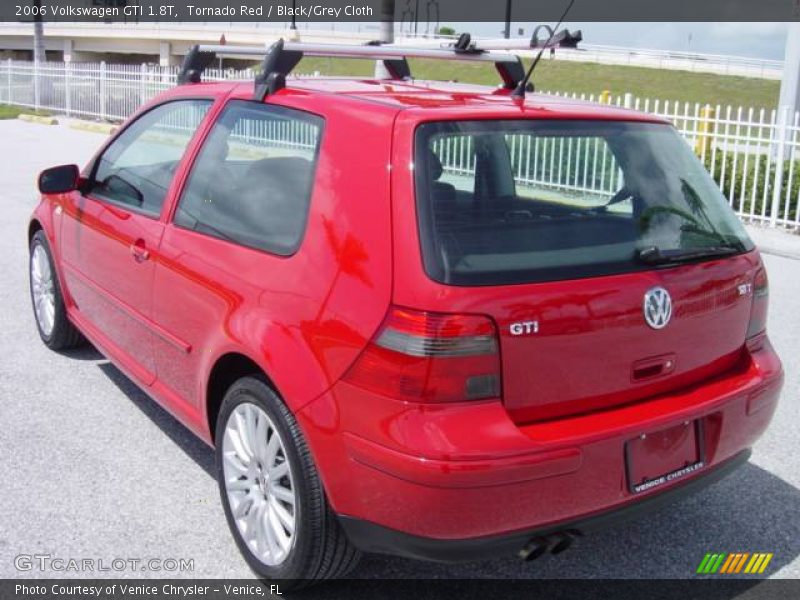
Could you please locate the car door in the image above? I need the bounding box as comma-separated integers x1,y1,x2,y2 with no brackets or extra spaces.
59,99,213,385
151,100,324,408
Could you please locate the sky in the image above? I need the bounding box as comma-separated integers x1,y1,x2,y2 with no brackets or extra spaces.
303,22,790,61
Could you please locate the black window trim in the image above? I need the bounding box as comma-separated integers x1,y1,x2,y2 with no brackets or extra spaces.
84,97,216,221
171,98,326,258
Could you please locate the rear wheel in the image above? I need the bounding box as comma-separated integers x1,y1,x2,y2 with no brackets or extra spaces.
29,230,83,350
215,376,360,588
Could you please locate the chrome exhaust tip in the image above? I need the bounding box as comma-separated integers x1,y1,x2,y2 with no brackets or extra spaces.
518,536,549,561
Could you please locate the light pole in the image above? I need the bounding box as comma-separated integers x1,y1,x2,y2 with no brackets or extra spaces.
504,0,512,39
290,0,297,30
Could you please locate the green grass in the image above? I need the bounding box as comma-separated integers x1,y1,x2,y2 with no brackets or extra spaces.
0,105,51,120
294,56,780,111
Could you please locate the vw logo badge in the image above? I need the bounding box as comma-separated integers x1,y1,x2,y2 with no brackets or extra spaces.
644,287,673,329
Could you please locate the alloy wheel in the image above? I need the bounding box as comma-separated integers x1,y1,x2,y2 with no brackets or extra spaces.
31,244,56,337
222,402,297,566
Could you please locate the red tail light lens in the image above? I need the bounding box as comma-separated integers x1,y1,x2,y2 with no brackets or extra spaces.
746,266,769,351
344,306,501,403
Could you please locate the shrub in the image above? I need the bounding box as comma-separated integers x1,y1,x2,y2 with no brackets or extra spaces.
704,151,800,223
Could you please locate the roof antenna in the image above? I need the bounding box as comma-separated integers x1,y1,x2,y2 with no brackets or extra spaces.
511,0,577,99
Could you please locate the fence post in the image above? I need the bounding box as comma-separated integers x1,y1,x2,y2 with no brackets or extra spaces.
33,60,40,110
64,62,71,117
139,62,146,106
99,61,107,120
770,106,790,227
623,93,633,109
695,105,716,157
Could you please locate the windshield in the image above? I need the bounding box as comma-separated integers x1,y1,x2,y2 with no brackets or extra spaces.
414,120,754,286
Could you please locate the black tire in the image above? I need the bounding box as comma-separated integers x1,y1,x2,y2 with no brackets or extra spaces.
29,230,84,351
215,376,361,588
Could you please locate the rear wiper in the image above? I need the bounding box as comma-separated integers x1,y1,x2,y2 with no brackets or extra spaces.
637,245,740,266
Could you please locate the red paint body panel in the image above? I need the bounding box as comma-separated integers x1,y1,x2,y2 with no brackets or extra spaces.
30,77,783,549
298,342,781,538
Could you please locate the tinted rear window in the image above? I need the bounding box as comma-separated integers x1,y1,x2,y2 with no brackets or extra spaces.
415,120,753,286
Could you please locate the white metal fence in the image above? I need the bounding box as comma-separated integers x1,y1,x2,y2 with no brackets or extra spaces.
529,91,800,229
1,59,798,229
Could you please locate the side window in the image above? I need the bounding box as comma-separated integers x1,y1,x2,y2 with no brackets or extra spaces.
91,100,212,217
175,100,323,256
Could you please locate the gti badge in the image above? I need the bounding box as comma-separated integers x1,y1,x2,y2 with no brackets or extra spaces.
643,287,672,329
510,320,538,336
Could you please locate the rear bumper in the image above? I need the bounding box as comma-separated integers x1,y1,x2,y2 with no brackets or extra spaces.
297,341,783,547
338,449,750,562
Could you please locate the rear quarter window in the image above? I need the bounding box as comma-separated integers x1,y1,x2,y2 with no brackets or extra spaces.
175,100,324,256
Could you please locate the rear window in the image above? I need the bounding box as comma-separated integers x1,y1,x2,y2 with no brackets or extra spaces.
415,120,754,286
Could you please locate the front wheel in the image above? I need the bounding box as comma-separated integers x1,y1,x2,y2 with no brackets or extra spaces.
29,230,84,350
215,376,360,588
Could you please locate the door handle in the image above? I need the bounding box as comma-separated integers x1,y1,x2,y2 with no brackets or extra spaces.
130,239,150,262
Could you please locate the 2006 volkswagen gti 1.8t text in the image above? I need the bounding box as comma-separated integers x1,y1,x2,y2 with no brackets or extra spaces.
27,41,783,587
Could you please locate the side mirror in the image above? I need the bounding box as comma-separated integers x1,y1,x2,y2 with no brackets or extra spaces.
38,164,81,195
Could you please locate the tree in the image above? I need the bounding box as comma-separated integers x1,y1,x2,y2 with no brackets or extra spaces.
437,26,456,36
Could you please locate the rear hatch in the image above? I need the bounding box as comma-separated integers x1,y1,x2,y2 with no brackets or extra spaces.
412,118,759,422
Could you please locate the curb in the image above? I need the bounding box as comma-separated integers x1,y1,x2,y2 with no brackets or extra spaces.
18,114,58,125
69,120,118,135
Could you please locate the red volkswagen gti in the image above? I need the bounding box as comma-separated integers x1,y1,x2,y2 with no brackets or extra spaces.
28,43,783,586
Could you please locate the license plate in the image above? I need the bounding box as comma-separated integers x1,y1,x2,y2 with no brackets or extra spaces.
625,420,705,494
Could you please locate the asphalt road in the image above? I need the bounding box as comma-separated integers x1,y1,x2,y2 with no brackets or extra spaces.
1,120,798,585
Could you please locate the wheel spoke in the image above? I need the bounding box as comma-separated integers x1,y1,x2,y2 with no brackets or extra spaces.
254,412,269,464
263,503,279,558
265,430,280,466
270,483,294,506
268,504,292,551
269,461,289,480
255,502,270,556
233,411,253,459
223,451,249,477
244,495,262,538
244,405,259,458
269,496,295,534
232,494,253,520
226,476,251,492
226,426,252,466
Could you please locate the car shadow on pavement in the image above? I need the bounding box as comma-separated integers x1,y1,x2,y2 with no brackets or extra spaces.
97,361,216,477
95,361,799,583
58,343,104,361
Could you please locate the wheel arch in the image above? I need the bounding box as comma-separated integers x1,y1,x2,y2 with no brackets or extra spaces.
28,218,44,244
205,351,282,445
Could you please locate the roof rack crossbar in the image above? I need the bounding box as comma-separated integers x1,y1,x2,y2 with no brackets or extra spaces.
177,40,531,96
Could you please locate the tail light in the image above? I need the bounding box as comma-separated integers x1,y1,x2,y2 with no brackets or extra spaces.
746,266,769,352
344,306,501,403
